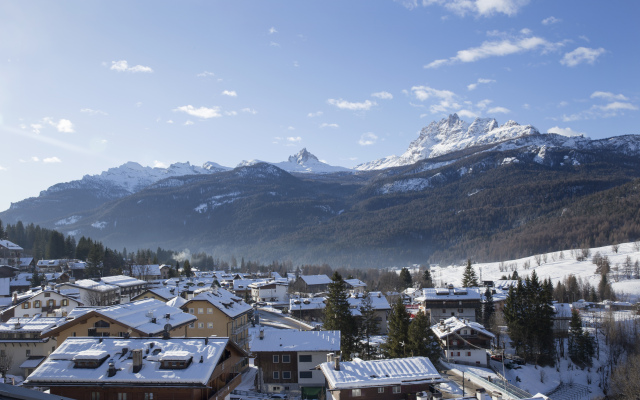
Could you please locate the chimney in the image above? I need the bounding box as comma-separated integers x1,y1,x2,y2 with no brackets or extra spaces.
326,353,334,363
334,354,340,371
107,361,117,377
132,349,143,373
12,292,17,305
165,313,171,319
259,329,264,340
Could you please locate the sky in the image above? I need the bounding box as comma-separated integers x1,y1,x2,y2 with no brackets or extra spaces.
0,0,638,212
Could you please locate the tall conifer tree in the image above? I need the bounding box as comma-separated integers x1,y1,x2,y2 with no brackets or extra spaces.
324,272,357,360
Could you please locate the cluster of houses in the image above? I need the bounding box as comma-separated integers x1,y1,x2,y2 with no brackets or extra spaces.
0,238,629,399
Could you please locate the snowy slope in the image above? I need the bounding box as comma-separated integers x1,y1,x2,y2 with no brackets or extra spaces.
238,148,352,174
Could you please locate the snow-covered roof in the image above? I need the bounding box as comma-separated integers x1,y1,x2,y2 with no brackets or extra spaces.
50,299,196,336
70,279,119,292
0,277,10,296
37,260,64,267
251,330,340,352
185,288,251,318
166,296,187,308
289,297,326,311
553,303,573,318
321,357,443,389
232,278,253,290
101,275,147,288
67,261,86,270
300,275,332,286
25,337,232,385
345,279,366,288
19,356,47,369
417,287,482,301
0,315,65,335
347,292,391,315
0,240,23,251
430,316,495,339
139,287,178,300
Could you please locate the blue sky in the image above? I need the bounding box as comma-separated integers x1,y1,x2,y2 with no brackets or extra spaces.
1,0,638,211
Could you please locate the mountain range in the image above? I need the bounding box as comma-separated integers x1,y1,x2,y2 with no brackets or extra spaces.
2,114,640,267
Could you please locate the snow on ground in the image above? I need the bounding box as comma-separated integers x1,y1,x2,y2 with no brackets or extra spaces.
428,241,640,301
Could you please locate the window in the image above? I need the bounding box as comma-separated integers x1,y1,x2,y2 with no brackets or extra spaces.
26,349,31,357
189,323,194,328
207,322,213,328
48,300,55,307
393,386,401,394
273,371,279,379
378,388,385,393
23,314,28,318
282,371,291,379
299,354,312,362
467,352,471,356
0,350,5,357
456,352,460,356
72,332,77,337
22,303,30,309
458,308,464,313
282,354,290,363
273,355,279,363
144,394,154,400
117,394,127,400
351,389,361,397
91,392,100,400
207,308,213,314
44,292,50,297
299,371,312,379
442,308,446,313
198,308,204,314
189,308,194,314
198,323,204,328
34,300,41,308
62,299,68,306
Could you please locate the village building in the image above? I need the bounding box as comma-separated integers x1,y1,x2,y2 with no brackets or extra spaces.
131,287,179,302
292,275,332,295
100,275,147,303
348,292,391,335
418,285,482,324
23,336,247,400
56,279,120,306
0,241,23,269
1,288,83,322
0,316,65,378
181,288,252,354
431,316,495,366
320,356,444,400
289,297,326,322
66,261,87,280
0,266,19,280
36,260,67,273
41,298,197,344
230,278,253,299
249,280,289,304
252,329,340,398
130,264,163,281
552,303,572,338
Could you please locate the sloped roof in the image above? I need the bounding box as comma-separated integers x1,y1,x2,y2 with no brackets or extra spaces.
185,288,251,318
417,287,482,301
321,357,443,389
0,240,23,251
131,264,162,276
101,275,146,288
251,330,340,352
430,316,495,339
25,337,233,385
300,275,332,286
345,279,366,288
289,297,326,311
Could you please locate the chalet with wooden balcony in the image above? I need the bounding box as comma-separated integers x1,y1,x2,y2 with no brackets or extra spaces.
431,316,495,366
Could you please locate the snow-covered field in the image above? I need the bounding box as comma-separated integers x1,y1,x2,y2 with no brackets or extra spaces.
428,241,640,302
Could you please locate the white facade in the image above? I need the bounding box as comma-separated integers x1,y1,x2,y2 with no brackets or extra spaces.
443,348,487,365
250,281,289,303
297,351,329,387
13,289,81,319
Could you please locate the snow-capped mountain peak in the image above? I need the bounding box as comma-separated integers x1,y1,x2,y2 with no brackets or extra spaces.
356,114,540,170
288,148,319,165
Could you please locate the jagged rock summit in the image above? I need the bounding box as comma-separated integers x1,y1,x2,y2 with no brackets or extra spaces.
238,148,352,174
356,114,540,170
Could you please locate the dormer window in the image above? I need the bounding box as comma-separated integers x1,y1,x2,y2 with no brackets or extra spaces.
73,350,110,369
159,351,193,369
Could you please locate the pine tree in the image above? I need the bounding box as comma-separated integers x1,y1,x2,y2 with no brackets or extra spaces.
399,268,412,290
323,272,357,360
384,298,410,358
407,310,441,363
482,286,495,329
423,269,434,288
183,260,193,277
461,259,479,287
357,292,380,360
568,309,595,366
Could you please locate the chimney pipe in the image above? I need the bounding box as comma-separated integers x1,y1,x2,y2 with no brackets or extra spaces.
107,361,117,377
132,349,143,373
259,329,264,340
334,354,340,371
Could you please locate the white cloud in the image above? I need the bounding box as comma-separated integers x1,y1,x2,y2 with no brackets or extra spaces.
31,156,39,162
184,120,194,126
43,157,61,163
56,119,75,133
548,126,584,137
542,16,561,25
371,91,393,100
523,103,531,109
174,105,222,119
411,86,461,114
225,111,238,116
327,98,376,111
425,34,561,68
197,71,215,77
293,61,300,67
166,120,174,124
488,106,511,114
419,0,531,17
30,123,42,134
467,78,495,90
287,136,302,143
320,123,339,128
153,160,169,168
0,165,6,171
242,108,258,114
270,41,280,47
590,91,628,101
222,90,237,97
110,60,153,73
308,111,323,117
81,108,108,116
135,102,143,108
287,126,295,131
358,132,378,146
476,99,492,109
458,109,479,119
560,47,605,67
558,101,569,108
269,27,278,34
598,102,638,111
